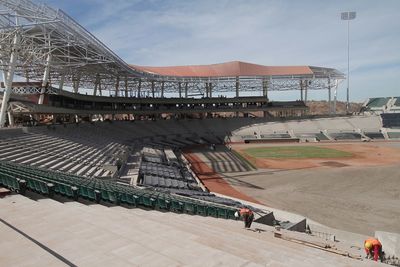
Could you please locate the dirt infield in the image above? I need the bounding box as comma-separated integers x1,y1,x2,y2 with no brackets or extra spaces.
183,151,262,204
233,142,400,170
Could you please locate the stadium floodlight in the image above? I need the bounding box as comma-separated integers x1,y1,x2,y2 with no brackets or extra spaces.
341,11,356,114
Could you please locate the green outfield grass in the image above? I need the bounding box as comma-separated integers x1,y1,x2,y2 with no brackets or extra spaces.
243,146,353,159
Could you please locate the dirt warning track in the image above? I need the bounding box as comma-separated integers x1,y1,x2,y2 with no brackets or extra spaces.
183,151,262,204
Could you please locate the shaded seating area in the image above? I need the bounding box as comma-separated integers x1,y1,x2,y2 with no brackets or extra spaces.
260,133,291,139
387,132,400,139
381,113,400,128
364,97,390,110
364,132,385,139
328,132,362,140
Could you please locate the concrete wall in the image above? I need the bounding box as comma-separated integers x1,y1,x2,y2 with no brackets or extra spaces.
375,231,400,257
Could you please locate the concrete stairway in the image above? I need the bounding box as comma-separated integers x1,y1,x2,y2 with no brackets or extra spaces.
0,193,380,267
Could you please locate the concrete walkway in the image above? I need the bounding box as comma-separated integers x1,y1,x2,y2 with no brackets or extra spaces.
0,193,382,267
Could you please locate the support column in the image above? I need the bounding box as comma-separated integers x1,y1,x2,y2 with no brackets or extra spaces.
93,74,100,96
59,73,65,91
304,80,308,104
7,112,14,127
161,81,165,98
151,81,155,98
300,80,304,101
137,80,141,98
125,76,128,97
115,76,120,97
333,82,338,115
38,53,52,104
73,73,80,93
98,77,102,96
262,78,270,118
208,83,212,98
0,33,20,128
184,82,188,98
262,78,269,99
205,83,209,97
328,77,332,114
235,76,240,97
178,82,182,98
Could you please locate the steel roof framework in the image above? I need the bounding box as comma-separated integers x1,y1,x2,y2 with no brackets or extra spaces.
0,0,345,127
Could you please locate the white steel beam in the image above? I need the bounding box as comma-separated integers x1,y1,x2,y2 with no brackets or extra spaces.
38,53,51,104
0,32,19,128
59,73,65,90
93,74,100,96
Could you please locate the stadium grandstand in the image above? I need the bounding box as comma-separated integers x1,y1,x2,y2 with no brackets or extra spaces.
1,1,400,266
0,0,345,127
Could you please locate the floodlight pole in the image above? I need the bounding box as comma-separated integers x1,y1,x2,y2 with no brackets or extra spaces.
341,11,356,114
346,19,350,113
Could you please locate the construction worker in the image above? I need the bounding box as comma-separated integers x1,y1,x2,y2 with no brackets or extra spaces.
239,207,254,229
364,238,383,262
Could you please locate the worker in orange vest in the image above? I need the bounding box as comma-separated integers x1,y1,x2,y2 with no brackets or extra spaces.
364,238,383,262
239,207,254,229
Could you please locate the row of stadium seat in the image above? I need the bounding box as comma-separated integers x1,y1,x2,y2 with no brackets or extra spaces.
0,161,238,219
381,113,400,128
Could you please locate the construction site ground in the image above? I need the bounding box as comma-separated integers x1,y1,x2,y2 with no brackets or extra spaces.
186,142,400,236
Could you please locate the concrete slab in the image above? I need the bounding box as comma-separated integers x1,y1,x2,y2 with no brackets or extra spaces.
375,231,400,257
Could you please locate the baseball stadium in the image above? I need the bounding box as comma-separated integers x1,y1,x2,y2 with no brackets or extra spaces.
0,0,399,266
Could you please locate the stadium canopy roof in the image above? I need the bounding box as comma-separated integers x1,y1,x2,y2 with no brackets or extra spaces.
131,61,343,80
0,0,344,97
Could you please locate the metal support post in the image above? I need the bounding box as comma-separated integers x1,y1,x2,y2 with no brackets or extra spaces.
93,74,100,96
178,82,182,98
98,77,102,96
59,73,65,91
185,82,188,98
125,76,128,97
0,33,20,128
38,53,52,104
235,77,240,97
300,80,304,101
328,77,332,114
7,112,14,127
304,80,308,104
161,81,164,98
209,83,212,98
262,78,269,99
73,73,80,93
137,80,141,98
333,83,338,115
151,81,155,98
115,76,120,97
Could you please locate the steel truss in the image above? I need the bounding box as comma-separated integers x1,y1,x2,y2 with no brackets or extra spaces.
0,0,345,126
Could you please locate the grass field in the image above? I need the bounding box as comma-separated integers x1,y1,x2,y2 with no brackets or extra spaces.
243,146,353,159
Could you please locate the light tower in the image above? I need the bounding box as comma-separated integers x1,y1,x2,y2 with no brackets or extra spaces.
341,11,356,114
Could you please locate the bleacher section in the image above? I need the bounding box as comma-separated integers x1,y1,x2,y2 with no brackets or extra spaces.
361,96,400,114
387,132,400,139
364,132,385,139
365,97,390,109
0,161,238,219
231,115,382,143
381,113,400,128
0,132,126,178
328,132,362,141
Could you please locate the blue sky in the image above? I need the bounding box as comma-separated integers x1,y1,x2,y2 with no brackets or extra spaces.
23,1,400,101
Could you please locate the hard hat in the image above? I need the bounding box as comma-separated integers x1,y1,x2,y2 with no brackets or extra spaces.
365,242,372,250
